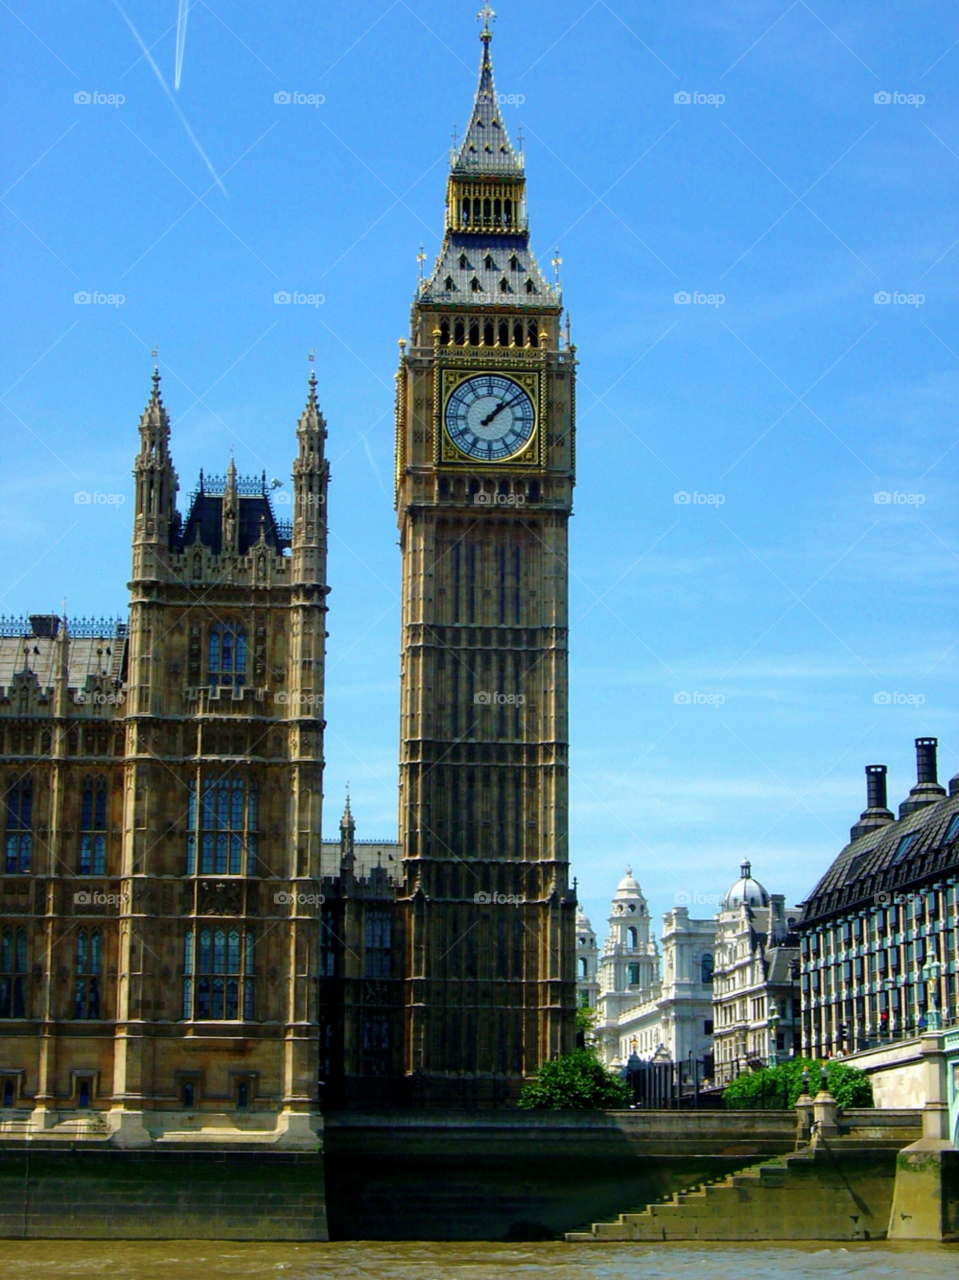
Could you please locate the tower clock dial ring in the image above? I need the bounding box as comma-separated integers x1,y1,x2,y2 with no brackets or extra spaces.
444,374,536,461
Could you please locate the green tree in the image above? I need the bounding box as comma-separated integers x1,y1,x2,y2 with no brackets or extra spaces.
518,1048,632,1111
722,1057,873,1110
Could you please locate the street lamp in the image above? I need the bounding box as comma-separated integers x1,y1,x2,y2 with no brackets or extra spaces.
767,1007,780,1069
922,960,942,1032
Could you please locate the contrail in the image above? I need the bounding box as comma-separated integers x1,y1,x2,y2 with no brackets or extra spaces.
174,0,190,90
113,0,227,199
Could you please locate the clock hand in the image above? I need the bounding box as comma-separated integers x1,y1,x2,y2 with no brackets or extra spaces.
479,393,525,428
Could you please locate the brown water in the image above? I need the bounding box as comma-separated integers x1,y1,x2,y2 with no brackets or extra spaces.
0,1242,954,1279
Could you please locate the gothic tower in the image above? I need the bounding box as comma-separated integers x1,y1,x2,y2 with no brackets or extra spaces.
395,16,577,1102
114,366,329,1141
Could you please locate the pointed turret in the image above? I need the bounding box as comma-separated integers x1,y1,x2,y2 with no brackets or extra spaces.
452,15,523,177
421,17,554,308
339,789,355,869
132,365,179,583
221,449,238,555
291,367,329,588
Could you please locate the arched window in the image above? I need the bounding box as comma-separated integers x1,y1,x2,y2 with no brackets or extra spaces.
444,276,455,291
185,926,255,1021
513,321,524,347
493,198,501,224
79,776,107,875
483,321,494,346
461,200,470,225
579,956,588,978
364,911,391,978
439,320,450,345
4,780,32,874
471,277,481,293
498,321,509,347
528,320,539,347
192,776,256,875
0,928,26,1017
454,319,465,346
628,926,638,948
207,621,247,689
484,254,494,270
701,953,714,984
504,198,512,226
74,929,102,1019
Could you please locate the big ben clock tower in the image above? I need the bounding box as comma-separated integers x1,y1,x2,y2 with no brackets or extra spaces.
394,10,576,1103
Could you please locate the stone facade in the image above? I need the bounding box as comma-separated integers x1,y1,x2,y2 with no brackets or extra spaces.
712,862,802,1086
0,369,329,1144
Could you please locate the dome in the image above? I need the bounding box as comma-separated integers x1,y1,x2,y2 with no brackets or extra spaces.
614,867,644,899
575,905,593,930
722,859,770,910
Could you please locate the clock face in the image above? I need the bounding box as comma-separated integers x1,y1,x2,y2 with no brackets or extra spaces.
444,374,536,462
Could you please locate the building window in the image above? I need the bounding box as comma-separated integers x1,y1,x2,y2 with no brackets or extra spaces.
627,926,638,948
207,621,246,689
361,1013,390,1076
74,929,102,1019
4,780,32,873
2,1080,14,1107
79,776,107,875
701,953,714,984
364,911,391,978
0,929,26,1018
628,962,640,986
186,777,258,875
320,919,336,977
182,927,255,1021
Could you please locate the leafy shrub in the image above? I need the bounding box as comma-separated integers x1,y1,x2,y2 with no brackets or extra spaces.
518,1049,632,1110
723,1057,873,1110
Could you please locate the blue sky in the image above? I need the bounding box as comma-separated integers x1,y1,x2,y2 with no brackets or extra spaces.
1,1,957,943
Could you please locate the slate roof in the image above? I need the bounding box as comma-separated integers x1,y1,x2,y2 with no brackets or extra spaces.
452,31,522,177
421,234,553,308
180,486,289,556
320,839,403,885
800,789,959,925
0,634,126,692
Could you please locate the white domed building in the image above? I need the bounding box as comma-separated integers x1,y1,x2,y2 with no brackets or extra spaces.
590,870,716,1074
712,860,803,1085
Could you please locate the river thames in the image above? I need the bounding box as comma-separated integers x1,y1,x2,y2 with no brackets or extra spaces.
0,1241,954,1279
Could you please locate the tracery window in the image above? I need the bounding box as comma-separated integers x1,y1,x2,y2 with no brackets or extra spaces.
207,621,246,689
79,775,107,875
0,929,26,1018
364,911,391,978
74,929,102,1019
186,777,258,875
182,926,255,1021
4,780,32,874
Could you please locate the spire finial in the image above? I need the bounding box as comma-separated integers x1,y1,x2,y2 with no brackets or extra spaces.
308,348,317,390
478,3,496,38
552,247,563,283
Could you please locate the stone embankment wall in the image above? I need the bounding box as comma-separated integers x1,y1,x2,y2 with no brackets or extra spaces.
324,1109,798,1240
0,1148,327,1240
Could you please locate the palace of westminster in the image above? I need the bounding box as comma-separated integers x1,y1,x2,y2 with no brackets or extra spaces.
1,21,957,1141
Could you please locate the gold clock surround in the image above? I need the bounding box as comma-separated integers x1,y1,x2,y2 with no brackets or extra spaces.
435,360,545,468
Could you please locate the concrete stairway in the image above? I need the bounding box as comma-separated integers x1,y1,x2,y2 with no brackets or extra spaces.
567,1143,899,1242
